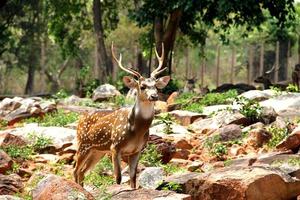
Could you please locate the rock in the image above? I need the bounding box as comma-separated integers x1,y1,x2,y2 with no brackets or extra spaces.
138,167,164,189
228,144,246,157
58,153,74,164
150,123,191,140
160,166,300,200
29,106,41,115
188,153,201,161
2,107,32,124
154,101,168,113
218,124,242,142
259,106,278,124
39,102,56,113
175,139,193,150
32,154,59,163
169,110,205,126
239,90,273,101
190,110,249,134
242,122,264,133
260,93,300,119
166,92,179,105
0,133,27,147
107,185,191,200
32,174,94,200
0,150,12,174
148,135,175,164
92,84,121,101
0,98,22,111
169,158,192,167
271,116,288,129
61,95,83,105
276,126,300,151
0,124,76,153
0,174,23,195
246,128,271,148
187,161,203,172
0,195,23,200
202,105,232,116
172,149,190,160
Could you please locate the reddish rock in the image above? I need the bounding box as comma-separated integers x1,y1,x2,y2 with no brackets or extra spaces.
0,174,23,195
58,153,75,164
175,139,193,150
0,133,27,147
228,144,246,157
172,149,190,160
188,153,201,161
276,127,300,151
154,101,168,113
32,174,94,200
246,128,271,148
169,110,205,126
0,150,12,174
161,166,300,200
148,135,175,164
187,161,204,172
218,124,242,142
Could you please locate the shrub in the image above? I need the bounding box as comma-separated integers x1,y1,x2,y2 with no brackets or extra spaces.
140,144,162,167
267,126,289,148
234,96,262,121
23,109,79,127
286,84,299,92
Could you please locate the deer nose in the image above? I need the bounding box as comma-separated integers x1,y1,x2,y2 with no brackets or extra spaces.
150,94,158,101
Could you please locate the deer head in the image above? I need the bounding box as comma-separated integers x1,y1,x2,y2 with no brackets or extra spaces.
111,43,170,101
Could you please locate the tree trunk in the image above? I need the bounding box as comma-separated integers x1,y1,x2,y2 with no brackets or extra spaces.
93,0,112,83
154,9,182,75
75,57,84,97
25,57,36,94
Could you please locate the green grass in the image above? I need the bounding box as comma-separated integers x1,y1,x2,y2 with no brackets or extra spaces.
0,132,53,160
175,90,238,113
84,156,114,188
22,109,79,127
266,126,289,148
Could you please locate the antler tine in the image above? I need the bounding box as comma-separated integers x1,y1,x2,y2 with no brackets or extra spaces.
111,43,141,78
265,65,275,75
151,43,165,78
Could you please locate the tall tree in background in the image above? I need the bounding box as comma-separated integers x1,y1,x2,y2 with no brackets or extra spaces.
131,0,295,74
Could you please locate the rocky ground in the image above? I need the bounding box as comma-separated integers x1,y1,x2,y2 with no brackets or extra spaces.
1,85,300,200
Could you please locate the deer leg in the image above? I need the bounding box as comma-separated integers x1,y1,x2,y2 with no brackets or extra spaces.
128,151,141,189
111,149,122,184
73,149,89,186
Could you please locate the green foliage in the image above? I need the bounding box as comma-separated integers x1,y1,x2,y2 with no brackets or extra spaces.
235,96,262,121
0,132,53,160
27,132,53,152
160,181,183,193
162,164,186,175
201,90,238,106
53,89,69,99
84,79,100,98
176,90,238,113
23,109,78,127
267,126,289,148
0,120,8,130
84,156,114,188
140,144,162,167
211,143,227,158
286,84,300,92
157,113,175,135
270,86,283,96
1,146,34,160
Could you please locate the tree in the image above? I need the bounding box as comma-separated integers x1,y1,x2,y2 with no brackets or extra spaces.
130,0,295,74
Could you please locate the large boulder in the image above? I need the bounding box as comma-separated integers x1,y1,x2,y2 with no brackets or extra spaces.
0,124,76,153
190,110,249,134
276,126,300,151
160,166,300,200
0,133,27,147
246,128,272,148
239,90,274,101
148,135,176,164
32,174,94,200
107,185,191,200
0,174,23,195
92,84,121,101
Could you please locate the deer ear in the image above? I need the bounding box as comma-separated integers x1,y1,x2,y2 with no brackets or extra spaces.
123,76,137,88
156,76,170,89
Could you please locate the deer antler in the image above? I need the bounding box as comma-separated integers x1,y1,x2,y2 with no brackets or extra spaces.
265,65,275,75
151,43,166,78
111,43,142,78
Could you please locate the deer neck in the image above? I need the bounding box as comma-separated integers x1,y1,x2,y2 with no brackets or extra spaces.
129,98,155,132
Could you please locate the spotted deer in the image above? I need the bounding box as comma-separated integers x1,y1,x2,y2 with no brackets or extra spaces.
73,43,170,188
